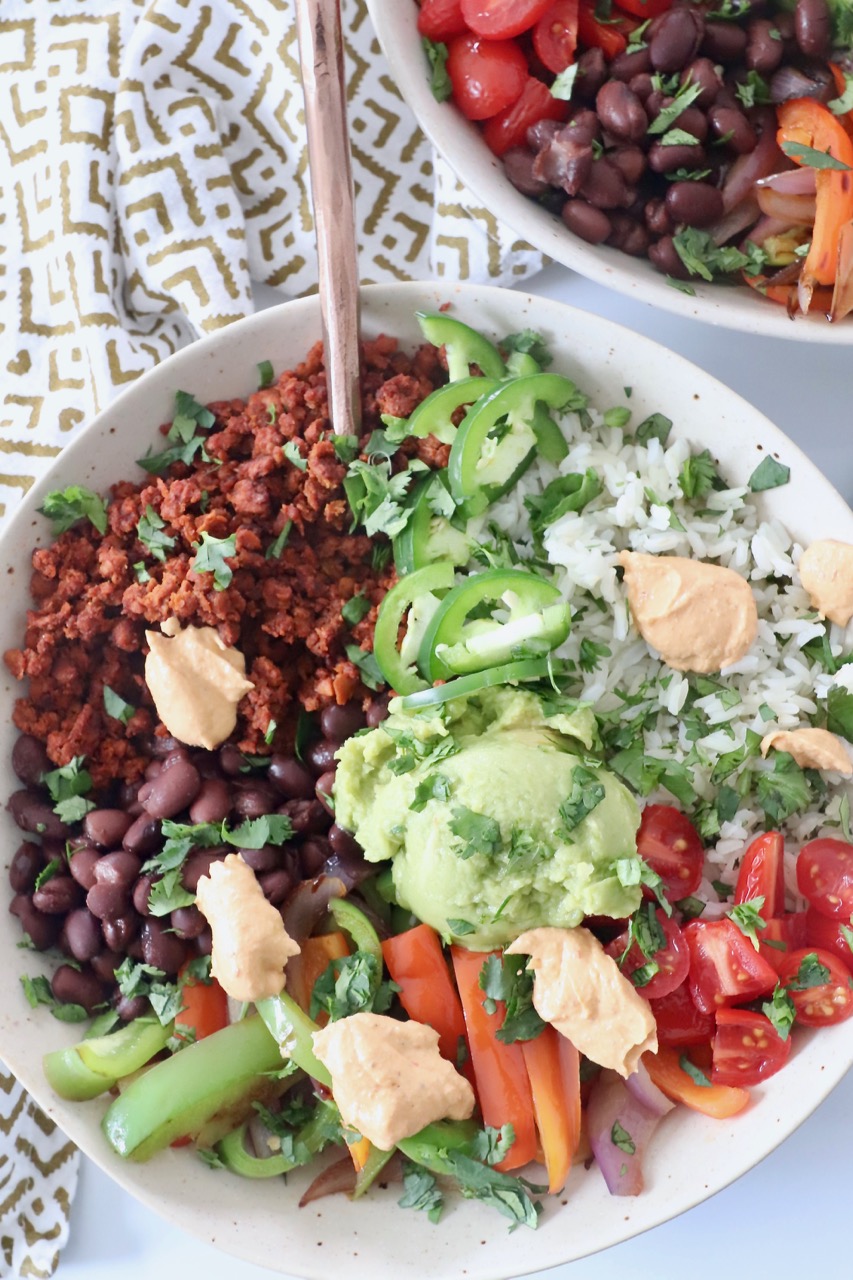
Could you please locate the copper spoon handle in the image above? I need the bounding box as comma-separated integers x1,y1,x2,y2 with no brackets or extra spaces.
295,0,362,437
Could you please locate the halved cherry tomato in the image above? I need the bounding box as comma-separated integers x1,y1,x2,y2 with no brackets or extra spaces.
757,911,808,974
418,0,469,41
613,0,672,16
796,837,853,920
577,0,635,59
711,1009,792,1087
636,804,704,902
481,76,569,155
648,980,715,1047
532,0,579,73
446,33,528,120
777,947,853,1026
683,917,778,1015
804,904,853,975
734,831,785,918
605,908,689,1000
461,0,553,39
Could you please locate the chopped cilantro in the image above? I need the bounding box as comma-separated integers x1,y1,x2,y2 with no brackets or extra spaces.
344,458,416,539
332,434,360,464
257,360,274,389
310,950,399,1022
449,805,502,860
34,859,61,892
137,390,215,474
616,856,673,916
610,1121,635,1155
265,520,292,560
756,752,813,825
399,1160,444,1223
786,951,831,990
42,756,95,824
471,1124,516,1167
679,1054,712,1087
646,80,704,136
781,141,852,171
635,412,672,446
137,505,176,563
659,127,700,147
345,643,386,691
447,918,476,937
421,36,452,103
364,429,401,460
197,1148,226,1170
133,560,151,583
20,974,88,1023
603,406,631,429
114,957,184,1026
673,227,767,282
441,1149,539,1229
342,592,371,626
826,685,853,743
103,685,135,726
479,953,546,1044
410,771,453,813
578,637,611,673
748,455,790,492
191,530,237,590
39,486,108,537
226,814,294,849
524,468,602,538
550,63,578,100
679,449,721,499
500,330,553,367
729,895,766,950
283,440,307,471
735,70,772,108
558,765,605,834
762,982,796,1040
147,870,196,918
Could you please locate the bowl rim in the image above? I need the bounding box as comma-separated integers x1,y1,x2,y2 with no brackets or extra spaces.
2,280,853,1278
364,0,853,345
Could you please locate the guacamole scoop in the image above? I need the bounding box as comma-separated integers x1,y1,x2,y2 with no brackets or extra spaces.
334,687,641,949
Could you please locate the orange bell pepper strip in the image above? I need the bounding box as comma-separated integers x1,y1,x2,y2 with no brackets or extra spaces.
286,931,350,1021
451,946,538,1172
381,924,471,1075
776,99,853,297
520,1028,581,1193
642,1046,750,1118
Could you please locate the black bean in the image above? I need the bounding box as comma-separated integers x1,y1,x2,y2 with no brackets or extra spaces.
189,778,232,825
63,908,103,963
170,905,207,939
140,919,187,974
648,234,692,278
320,703,367,743
648,140,707,173
191,750,221,780
233,780,278,818
581,157,632,209
94,851,142,890
7,790,68,840
610,45,653,81
132,874,154,916
143,762,162,783
702,21,748,64
561,198,612,244
195,928,213,956
9,842,43,894
148,734,181,758
219,744,247,777
607,213,650,256
102,914,139,952
258,868,295,905
69,847,101,891
596,81,648,143
665,180,725,227
51,965,106,1015
305,739,338,777
279,799,331,836
299,837,332,878
119,781,142,810
795,0,831,56
681,57,723,110
315,770,337,817
182,850,226,892
9,894,61,950
83,809,133,849
675,106,710,144
86,881,130,921
161,748,192,772
644,197,672,237
574,46,607,102
91,950,123,983
33,875,82,915
328,824,364,863
141,758,201,819
237,843,282,874
12,735,50,788
268,756,316,800
533,133,593,196
649,8,704,73
117,994,149,1022
708,104,756,154
503,147,549,197
746,18,784,73
122,813,163,856
526,119,563,151
609,144,647,186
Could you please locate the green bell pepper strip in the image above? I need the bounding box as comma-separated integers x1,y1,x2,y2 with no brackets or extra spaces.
416,568,569,682
327,898,382,965
353,1141,396,1198
397,656,552,712
403,376,500,445
256,992,331,1086
416,312,506,382
215,1101,336,1179
448,374,585,511
102,1014,285,1161
372,561,456,694
393,473,469,576
506,350,542,379
44,1017,174,1102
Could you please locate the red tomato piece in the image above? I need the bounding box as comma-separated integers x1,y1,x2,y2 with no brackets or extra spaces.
649,980,715,1047
734,831,785,918
418,0,470,41
576,0,635,59
532,0,579,73
804,904,853,975
605,908,690,1000
777,947,853,1026
461,0,553,39
481,76,569,155
613,0,672,16
711,1009,792,1087
796,837,853,920
683,917,778,1015
757,911,809,974
636,804,704,902
446,33,528,120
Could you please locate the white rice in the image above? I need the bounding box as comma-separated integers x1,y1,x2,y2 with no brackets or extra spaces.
486,398,853,905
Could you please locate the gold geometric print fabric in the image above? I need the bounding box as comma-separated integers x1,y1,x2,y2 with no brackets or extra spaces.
0,0,544,527
0,1066,78,1279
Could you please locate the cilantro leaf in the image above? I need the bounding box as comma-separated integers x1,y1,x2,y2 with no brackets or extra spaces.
615,856,673,916
646,80,704,135
762,982,796,1041
449,805,502,860
399,1160,444,1223
137,505,176,563
447,917,476,937
42,756,94,823
781,140,852,171
729,895,766,950
578,638,612,673
673,226,766,282
422,36,452,102
225,814,294,849
103,685,135,726
39,486,108,537
344,458,415,539
257,360,274,389
523,468,602,538
500,330,553,367
755,753,813,825
284,440,308,471
748,456,790,492
265,520,292,560
345,643,386,692
826,685,853,743
735,70,772,108
310,950,399,1022
191,531,236,590
332,434,360,464
19,974,88,1024
558,765,605,834
410,771,453,813
471,1124,516,1167
478,953,546,1044
786,951,831,990
114,957,183,1026
610,1121,635,1154
342,592,371,626
137,390,215,474
679,449,721,499
550,63,578,100
635,412,673,446
34,859,61,892
147,869,197,918
441,1150,539,1229
678,1054,712,1087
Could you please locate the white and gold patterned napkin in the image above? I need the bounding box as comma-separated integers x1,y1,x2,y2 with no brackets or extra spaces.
0,0,544,525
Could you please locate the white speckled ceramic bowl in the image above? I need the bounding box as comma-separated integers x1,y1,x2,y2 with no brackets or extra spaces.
366,0,853,344
1,283,851,1278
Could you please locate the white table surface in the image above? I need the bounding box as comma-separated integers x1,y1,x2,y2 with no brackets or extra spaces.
58,265,853,1279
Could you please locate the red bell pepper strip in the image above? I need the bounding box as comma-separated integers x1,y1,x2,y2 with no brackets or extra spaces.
175,964,229,1044
776,99,853,300
520,1027,580,1193
451,946,538,1171
577,0,635,59
381,924,471,1073
287,931,351,1020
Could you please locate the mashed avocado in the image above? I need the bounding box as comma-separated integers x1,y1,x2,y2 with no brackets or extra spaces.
334,687,641,949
